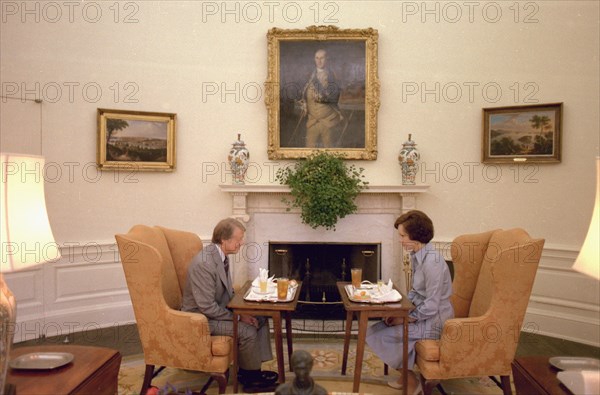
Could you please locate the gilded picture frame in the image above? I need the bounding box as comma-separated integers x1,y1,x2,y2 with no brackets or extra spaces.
97,108,176,171
482,103,562,164
266,26,380,160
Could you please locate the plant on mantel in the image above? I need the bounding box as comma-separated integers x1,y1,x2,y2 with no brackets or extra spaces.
275,151,369,230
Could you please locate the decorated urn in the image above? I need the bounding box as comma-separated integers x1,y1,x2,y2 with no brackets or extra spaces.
228,133,250,184
398,134,420,185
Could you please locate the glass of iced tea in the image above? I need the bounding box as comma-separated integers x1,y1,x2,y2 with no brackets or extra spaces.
277,278,289,300
351,268,362,289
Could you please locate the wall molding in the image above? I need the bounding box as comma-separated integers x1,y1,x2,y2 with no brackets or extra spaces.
5,238,598,347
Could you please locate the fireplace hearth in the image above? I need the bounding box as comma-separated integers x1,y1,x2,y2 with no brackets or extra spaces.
269,242,381,319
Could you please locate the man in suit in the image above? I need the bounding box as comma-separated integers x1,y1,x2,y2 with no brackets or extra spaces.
298,48,343,148
181,218,277,390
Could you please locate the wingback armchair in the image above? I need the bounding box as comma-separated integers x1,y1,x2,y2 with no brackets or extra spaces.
115,225,232,394
415,228,545,395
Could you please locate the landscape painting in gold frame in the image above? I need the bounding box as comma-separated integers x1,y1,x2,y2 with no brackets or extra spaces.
97,108,176,171
266,26,380,160
482,103,562,164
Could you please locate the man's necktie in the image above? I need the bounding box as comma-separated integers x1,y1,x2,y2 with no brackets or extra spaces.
224,257,229,277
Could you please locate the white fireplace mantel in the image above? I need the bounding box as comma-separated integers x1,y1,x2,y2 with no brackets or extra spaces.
219,184,430,222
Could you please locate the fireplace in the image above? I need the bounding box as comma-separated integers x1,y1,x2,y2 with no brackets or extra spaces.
268,242,381,319
219,183,430,320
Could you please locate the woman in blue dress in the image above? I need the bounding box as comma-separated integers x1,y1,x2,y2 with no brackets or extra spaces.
366,210,454,394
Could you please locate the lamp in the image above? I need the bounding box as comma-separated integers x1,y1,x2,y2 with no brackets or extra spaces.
1,153,61,394
572,156,600,280
557,156,600,395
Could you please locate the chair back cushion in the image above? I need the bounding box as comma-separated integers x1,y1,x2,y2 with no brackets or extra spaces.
119,225,182,309
469,228,543,318
158,226,203,295
450,229,497,318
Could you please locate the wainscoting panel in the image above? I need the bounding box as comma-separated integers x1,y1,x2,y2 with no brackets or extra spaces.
5,242,136,343
4,240,599,347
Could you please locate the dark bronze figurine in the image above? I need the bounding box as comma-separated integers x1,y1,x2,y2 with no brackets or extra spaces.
275,350,328,395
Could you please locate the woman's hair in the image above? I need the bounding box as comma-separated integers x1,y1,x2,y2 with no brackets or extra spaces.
212,218,246,244
394,210,434,243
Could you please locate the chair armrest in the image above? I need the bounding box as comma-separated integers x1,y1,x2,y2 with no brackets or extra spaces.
438,311,517,376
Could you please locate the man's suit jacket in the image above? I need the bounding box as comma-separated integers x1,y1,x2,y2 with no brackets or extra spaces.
181,243,234,320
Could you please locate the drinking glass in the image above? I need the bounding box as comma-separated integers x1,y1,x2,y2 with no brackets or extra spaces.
259,279,268,293
277,278,289,300
351,268,362,289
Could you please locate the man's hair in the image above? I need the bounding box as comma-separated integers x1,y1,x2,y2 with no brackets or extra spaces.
394,210,434,244
212,218,246,244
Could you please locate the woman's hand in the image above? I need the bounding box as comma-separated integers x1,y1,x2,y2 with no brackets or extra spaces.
384,316,417,326
384,316,403,326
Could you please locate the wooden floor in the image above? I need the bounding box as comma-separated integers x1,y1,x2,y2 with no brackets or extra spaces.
14,322,600,360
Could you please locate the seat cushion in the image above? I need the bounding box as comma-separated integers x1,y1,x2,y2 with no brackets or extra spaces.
415,339,440,362
211,336,232,356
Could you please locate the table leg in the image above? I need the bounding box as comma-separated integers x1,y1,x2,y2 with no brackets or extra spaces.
341,310,353,375
272,313,285,383
402,318,408,395
285,312,293,372
232,312,239,393
353,313,369,393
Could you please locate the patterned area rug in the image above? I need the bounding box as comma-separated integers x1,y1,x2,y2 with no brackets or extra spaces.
118,338,509,394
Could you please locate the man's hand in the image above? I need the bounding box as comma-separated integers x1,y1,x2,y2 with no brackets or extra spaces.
240,314,258,328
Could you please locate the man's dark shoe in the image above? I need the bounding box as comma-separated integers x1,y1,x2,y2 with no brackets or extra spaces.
238,370,278,386
242,381,278,394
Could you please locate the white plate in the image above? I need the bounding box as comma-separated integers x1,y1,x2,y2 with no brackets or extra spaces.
549,356,600,371
10,352,74,370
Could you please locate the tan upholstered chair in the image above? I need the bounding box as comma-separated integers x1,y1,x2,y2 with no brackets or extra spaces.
115,225,232,394
415,228,545,395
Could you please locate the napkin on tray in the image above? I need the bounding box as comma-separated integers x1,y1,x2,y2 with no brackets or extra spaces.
252,268,274,287
372,279,402,302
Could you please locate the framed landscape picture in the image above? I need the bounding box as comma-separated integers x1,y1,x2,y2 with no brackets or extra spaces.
97,108,176,171
482,103,563,164
265,25,380,160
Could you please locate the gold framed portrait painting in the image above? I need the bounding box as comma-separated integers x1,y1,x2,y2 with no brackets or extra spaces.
266,26,380,160
97,108,177,171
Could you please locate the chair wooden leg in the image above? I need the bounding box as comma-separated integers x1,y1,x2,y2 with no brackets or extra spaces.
501,375,512,395
212,371,229,394
420,376,439,395
141,364,155,395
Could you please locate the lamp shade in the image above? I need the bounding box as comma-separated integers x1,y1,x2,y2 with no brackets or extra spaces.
1,153,60,273
572,157,600,280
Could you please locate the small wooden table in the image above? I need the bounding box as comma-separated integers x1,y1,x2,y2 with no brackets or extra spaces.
227,280,301,393
337,282,414,395
512,356,571,395
6,345,121,395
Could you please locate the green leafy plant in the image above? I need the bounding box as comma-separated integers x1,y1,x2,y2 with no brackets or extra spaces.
275,152,369,230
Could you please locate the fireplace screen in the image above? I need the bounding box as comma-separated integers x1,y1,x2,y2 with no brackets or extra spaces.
268,242,381,319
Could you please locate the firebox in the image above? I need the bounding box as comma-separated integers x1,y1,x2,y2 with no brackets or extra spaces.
268,242,381,320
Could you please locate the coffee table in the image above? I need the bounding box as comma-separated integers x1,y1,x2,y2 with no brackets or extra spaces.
6,344,121,395
337,281,414,395
227,280,302,393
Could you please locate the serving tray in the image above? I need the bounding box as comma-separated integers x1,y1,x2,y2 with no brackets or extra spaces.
10,352,74,370
344,284,402,304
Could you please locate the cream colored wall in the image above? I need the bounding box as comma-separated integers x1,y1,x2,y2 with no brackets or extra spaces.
2,1,598,344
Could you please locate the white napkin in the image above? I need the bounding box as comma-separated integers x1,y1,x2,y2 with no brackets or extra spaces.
378,279,393,295
252,269,274,287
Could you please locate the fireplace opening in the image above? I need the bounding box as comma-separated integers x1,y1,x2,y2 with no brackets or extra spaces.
268,242,381,320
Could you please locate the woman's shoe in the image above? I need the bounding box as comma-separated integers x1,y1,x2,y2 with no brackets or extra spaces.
387,379,402,389
411,381,423,395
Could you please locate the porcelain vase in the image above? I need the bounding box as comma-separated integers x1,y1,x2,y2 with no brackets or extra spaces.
228,133,250,184
398,134,420,185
